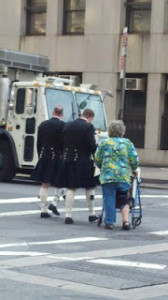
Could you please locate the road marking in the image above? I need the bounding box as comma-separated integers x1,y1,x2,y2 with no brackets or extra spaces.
0,252,92,261
0,207,102,217
150,230,168,236
0,237,107,249
0,210,39,217
141,195,168,198
1,242,168,265
0,198,41,204
89,258,166,270
0,194,167,204
62,242,168,261
46,255,92,260
1,240,168,275
0,195,102,204
0,251,49,256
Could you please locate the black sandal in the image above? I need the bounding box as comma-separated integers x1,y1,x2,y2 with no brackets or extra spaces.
123,221,130,230
104,224,114,230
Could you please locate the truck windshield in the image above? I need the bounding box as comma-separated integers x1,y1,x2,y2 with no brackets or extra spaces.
75,92,107,131
45,88,75,122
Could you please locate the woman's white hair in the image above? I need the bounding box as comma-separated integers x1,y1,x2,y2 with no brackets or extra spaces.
108,120,126,137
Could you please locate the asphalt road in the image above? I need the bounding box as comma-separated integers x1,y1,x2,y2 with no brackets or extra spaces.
0,179,168,300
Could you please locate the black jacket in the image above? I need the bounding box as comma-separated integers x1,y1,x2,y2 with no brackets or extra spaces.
31,117,65,184
63,118,97,161
62,118,97,188
37,117,65,157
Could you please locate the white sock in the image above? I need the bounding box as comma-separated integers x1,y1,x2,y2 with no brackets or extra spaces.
65,189,75,218
52,188,62,206
86,188,95,216
40,187,48,213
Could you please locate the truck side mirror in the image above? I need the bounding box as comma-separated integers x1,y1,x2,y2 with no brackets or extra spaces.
79,100,87,109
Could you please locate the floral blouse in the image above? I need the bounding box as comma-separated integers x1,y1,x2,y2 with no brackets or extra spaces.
94,137,139,185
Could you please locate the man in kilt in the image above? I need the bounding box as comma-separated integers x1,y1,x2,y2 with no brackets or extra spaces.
62,108,98,224
31,105,65,218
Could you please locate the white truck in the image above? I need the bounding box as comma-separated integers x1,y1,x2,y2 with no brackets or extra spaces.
0,49,109,182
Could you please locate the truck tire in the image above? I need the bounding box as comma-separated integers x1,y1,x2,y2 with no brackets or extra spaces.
0,141,16,182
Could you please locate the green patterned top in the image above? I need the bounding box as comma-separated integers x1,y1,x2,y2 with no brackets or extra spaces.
94,137,139,184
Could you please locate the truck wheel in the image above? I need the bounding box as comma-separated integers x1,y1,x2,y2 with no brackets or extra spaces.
0,142,16,182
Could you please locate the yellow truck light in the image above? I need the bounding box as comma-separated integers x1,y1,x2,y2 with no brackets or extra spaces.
33,82,39,87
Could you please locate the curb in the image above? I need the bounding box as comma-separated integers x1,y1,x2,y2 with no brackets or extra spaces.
141,178,168,190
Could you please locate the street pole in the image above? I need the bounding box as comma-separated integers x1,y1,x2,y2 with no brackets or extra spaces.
119,27,128,120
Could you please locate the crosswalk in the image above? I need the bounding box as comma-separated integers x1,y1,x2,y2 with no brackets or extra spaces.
0,194,167,270
0,192,168,300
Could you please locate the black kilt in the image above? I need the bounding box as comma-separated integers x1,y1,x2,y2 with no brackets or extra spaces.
62,157,96,189
31,155,64,187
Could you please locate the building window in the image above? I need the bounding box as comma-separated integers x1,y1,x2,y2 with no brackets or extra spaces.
160,76,168,150
26,0,47,35
123,75,147,148
63,0,86,35
126,0,151,33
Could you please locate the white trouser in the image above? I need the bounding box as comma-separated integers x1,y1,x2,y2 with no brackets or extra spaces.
40,187,64,212
40,187,48,213
52,188,65,206
65,188,95,218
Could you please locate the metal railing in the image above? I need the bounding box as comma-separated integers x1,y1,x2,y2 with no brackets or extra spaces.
160,114,168,150
124,114,145,148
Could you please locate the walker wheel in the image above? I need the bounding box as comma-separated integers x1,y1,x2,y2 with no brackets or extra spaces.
132,217,141,229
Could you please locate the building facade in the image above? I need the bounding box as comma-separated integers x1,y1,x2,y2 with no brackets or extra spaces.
0,0,168,165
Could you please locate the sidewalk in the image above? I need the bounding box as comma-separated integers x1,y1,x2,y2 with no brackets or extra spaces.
140,166,168,189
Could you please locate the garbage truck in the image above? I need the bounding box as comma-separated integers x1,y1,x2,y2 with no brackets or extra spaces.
0,49,109,182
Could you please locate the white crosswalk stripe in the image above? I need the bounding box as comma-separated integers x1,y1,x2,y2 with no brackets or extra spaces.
0,237,107,249
0,206,102,217
0,195,102,204
149,230,168,235
0,194,167,205
89,258,166,270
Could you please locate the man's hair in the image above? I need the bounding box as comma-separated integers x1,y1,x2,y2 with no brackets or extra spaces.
54,105,63,116
82,108,95,119
108,120,126,137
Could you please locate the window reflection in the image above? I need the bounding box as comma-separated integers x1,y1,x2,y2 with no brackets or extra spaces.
45,88,75,122
126,0,151,33
26,0,47,35
75,93,107,131
63,0,86,34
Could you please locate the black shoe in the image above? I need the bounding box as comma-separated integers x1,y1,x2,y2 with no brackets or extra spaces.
48,204,60,216
89,215,98,222
40,212,51,218
65,217,74,224
104,224,114,230
123,221,131,230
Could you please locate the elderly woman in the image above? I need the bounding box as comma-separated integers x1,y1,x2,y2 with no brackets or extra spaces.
94,120,139,230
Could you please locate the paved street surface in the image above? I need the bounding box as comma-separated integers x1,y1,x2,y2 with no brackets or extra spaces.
0,178,168,299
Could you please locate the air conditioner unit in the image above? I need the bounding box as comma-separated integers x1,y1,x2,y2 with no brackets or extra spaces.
58,75,80,86
125,78,145,91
